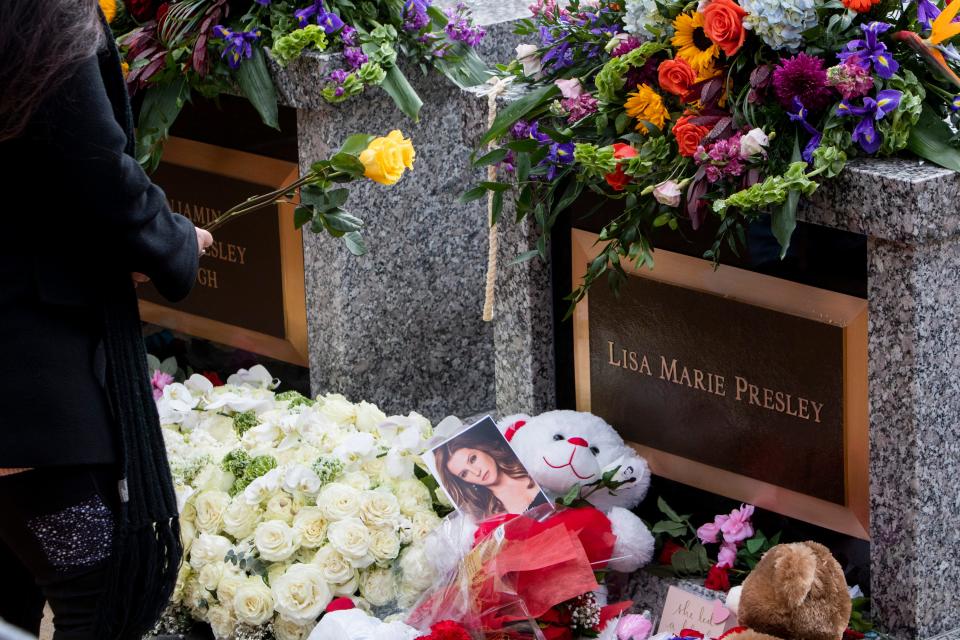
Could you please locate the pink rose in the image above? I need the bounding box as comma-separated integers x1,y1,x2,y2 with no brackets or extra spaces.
555,78,583,99
697,521,721,544
717,541,737,568
653,180,682,207
720,504,755,544
617,613,653,640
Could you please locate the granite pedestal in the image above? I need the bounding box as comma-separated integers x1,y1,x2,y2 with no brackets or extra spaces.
495,157,960,639
268,0,530,419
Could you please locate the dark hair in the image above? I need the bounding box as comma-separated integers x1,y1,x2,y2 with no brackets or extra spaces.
434,426,533,520
0,0,104,142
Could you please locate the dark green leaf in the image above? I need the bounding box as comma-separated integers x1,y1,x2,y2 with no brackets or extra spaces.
326,188,350,208
657,497,683,523
491,190,504,224
695,544,712,571
343,231,367,256
907,103,960,172
560,484,581,506
338,134,376,157
330,152,366,177
517,153,532,183
507,139,540,153
481,84,561,146
434,44,491,88
746,536,765,554
652,520,688,537
772,134,801,259
460,186,488,203
293,206,313,229
321,210,364,233
670,549,703,576
480,181,513,192
237,47,279,130
135,77,188,171
473,147,510,168
378,64,423,121
509,249,541,265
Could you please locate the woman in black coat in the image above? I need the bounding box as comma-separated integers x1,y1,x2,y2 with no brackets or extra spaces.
0,1,213,637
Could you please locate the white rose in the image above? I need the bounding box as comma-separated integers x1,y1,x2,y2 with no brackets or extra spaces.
197,561,226,592
399,543,435,592
272,615,310,640
233,577,275,626
283,465,322,496
360,567,398,607
317,483,362,521
216,572,246,605
180,518,196,554
341,470,372,491
369,528,401,562
311,545,356,585
264,492,296,524
206,604,236,640
354,401,387,432
183,578,209,617
271,563,332,623
254,520,301,562
333,573,359,596
361,490,400,528
318,393,356,425
515,43,542,78
193,490,231,534
393,479,432,516
292,507,328,548
327,518,373,568
197,414,237,445
407,510,442,543
222,497,262,540
360,458,387,486
189,533,232,570
740,127,770,158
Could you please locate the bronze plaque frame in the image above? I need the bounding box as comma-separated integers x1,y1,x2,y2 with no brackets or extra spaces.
138,137,308,366
571,229,869,539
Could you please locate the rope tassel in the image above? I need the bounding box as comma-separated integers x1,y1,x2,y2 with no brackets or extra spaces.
481,76,512,322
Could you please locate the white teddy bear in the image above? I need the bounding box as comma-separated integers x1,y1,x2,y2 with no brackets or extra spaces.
498,410,655,573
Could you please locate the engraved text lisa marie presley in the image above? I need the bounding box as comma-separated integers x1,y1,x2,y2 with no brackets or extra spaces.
606,340,825,423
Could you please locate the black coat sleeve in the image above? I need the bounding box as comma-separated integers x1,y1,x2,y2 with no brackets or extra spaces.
38,54,199,302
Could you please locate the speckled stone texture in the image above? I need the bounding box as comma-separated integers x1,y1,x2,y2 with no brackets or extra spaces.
268,1,531,419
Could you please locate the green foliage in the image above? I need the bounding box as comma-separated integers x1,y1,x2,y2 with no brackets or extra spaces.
321,73,365,103
357,61,387,85
237,47,279,129
232,410,261,436
713,162,818,217
275,390,314,408
270,25,329,66
221,448,252,478
311,456,345,485
879,70,926,155
573,143,618,178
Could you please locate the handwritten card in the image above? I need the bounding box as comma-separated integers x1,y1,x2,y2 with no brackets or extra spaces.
656,586,737,638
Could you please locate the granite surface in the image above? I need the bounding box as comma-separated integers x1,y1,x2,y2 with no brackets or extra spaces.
799,158,960,243
865,235,960,639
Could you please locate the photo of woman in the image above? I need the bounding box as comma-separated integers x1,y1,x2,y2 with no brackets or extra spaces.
430,418,549,521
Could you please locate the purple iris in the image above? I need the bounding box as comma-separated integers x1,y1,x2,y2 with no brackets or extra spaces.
838,22,899,80
539,26,574,71
952,95,960,112
212,25,260,69
837,90,903,154
787,97,823,163
916,0,941,28
255,0,271,4
343,46,368,69
296,0,345,34
526,123,572,179
403,0,432,32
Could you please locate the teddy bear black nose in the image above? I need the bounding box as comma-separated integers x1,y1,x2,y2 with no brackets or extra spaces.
567,437,589,447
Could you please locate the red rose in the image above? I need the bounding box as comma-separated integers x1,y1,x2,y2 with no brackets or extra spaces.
126,0,156,21
702,0,747,57
658,59,697,98
704,564,731,592
604,142,638,191
417,620,472,640
844,629,866,640
673,114,711,158
201,371,224,386
659,540,685,566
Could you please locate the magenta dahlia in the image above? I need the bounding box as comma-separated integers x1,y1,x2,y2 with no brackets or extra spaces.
772,53,835,112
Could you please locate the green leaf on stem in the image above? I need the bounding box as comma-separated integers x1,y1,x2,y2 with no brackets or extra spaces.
325,188,350,208
321,209,364,233
343,231,367,256
460,186,488,203
491,190,505,224
907,102,960,172
237,47,279,130
473,147,510,168
657,497,683,523
772,134,801,259
330,153,366,177
338,134,376,157
434,43,491,89
480,181,512,192
377,63,423,121
481,84,561,146
652,520,688,537
136,77,188,172
293,206,312,229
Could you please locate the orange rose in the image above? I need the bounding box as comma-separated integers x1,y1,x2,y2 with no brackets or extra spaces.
841,0,880,10
702,0,747,57
673,114,711,157
658,59,698,98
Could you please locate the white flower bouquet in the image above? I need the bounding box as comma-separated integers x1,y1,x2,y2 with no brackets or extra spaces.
153,366,448,640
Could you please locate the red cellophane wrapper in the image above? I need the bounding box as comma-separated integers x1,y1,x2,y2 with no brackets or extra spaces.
407,503,620,639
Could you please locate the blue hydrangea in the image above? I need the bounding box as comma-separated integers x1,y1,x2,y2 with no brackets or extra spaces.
740,0,819,52
622,0,667,39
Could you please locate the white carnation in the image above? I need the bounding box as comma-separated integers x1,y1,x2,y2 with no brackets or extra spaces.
254,520,302,562
360,567,398,607
189,533,232,570
233,577,275,626
407,510,442,543
293,507,328,548
327,517,373,568
317,482,362,521
271,563,332,623
393,479,432,516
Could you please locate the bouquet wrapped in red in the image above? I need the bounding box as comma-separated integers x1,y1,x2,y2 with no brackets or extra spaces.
407,503,633,639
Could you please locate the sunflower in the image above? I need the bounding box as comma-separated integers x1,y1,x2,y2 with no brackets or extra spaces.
624,84,670,134
99,0,117,23
672,12,720,76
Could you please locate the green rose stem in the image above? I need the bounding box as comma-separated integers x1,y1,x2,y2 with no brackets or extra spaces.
203,169,350,232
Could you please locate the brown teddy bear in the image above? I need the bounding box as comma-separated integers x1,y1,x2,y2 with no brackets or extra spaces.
723,542,851,640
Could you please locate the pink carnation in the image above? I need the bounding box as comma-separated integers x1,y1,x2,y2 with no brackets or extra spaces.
720,504,755,544
151,370,174,400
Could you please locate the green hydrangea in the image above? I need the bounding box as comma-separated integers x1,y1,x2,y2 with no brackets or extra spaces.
623,137,671,177
322,73,365,103
574,143,618,178
221,448,252,478
878,70,925,156
713,162,818,216
312,456,344,485
233,410,260,436
246,455,278,481
275,390,314,409
357,61,387,85
271,25,329,66
367,42,397,68
812,145,847,179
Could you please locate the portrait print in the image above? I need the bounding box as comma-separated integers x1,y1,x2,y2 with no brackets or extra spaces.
425,417,550,521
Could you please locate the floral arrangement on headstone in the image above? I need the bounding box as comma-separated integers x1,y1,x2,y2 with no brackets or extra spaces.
464,0,960,304
151,365,449,639
102,0,488,169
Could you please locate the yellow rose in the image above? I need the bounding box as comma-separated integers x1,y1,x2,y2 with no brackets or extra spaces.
359,131,415,186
